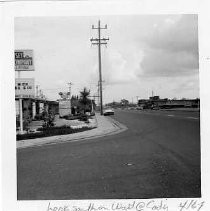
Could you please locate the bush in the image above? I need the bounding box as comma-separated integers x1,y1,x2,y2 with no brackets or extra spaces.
63,114,89,121
34,114,43,121
78,114,88,121
16,116,31,132
42,111,55,128
63,115,80,120
23,119,30,131
16,125,93,141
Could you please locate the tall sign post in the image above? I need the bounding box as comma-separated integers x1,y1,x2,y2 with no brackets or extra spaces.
58,92,72,117
67,82,73,113
19,98,23,133
90,20,109,115
15,50,34,134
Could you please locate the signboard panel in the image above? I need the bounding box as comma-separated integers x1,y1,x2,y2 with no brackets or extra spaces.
15,50,34,71
59,92,70,100
59,100,71,117
15,78,35,98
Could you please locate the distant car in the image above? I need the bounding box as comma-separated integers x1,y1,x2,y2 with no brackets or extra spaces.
151,106,160,110
136,106,144,110
103,109,114,116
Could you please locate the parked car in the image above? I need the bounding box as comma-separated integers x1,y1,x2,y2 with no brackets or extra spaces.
104,108,114,116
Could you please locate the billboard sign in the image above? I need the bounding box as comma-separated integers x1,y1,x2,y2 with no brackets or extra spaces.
15,50,34,71
15,78,35,98
59,92,70,99
59,99,71,117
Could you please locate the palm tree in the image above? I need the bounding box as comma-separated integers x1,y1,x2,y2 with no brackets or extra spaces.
79,87,91,114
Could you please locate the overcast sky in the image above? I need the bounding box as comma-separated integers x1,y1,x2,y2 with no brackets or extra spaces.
15,14,199,103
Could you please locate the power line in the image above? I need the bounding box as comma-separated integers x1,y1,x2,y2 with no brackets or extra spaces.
90,20,109,115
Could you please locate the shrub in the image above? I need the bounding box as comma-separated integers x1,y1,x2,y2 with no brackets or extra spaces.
63,113,89,121
17,125,93,141
78,114,88,121
34,114,43,120
63,115,80,120
42,111,55,128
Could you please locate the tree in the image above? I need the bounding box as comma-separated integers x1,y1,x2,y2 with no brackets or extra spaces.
79,87,91,114
121,99,129,106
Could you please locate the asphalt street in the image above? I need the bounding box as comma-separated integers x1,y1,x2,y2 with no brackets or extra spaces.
17,109,201,200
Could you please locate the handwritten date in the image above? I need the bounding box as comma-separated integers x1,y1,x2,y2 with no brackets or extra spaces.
178,200,205,211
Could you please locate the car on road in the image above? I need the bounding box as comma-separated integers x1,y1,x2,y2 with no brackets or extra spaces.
103,108,114,116
151,105,160,110
136,106,144,110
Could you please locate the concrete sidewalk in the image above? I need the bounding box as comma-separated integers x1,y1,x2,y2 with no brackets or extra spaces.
17,113,127,149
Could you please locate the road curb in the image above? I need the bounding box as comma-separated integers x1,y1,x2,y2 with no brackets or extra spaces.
106,116,128,130
17,115,127,150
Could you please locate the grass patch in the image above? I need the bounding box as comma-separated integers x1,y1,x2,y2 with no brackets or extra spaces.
16,125,95,141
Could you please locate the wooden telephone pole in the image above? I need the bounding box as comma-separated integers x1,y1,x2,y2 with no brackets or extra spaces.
67,82,73,113
90,20,109,115
67,82,73,99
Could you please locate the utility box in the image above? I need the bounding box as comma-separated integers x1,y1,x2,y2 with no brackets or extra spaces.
59,99,71,117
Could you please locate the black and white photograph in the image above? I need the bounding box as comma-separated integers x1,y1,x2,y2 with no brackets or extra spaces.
1,0,210,210
15,14,201,200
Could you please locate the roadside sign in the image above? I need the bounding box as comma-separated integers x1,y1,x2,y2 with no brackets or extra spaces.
59,92,70,100
59,99,71,117
15,78,35,98
15,50,34,71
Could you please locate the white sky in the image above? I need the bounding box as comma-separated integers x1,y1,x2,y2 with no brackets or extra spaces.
15,15,199,103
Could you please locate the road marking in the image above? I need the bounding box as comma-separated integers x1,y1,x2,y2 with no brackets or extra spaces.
167,114,175,117
125,163,133,166
122,110,199,120
187,117,198,119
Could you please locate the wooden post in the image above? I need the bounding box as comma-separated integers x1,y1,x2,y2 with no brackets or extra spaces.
18,71,24,134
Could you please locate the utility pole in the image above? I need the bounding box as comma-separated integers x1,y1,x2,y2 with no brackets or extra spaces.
39,89,42,98
97,82,100,106
136,96,139,104
36,85,39,98
67,82,73,114
67,82,73,99
90,20,109,115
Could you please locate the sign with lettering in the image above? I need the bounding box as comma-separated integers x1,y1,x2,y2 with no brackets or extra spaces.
59,92,70,100
59,99,71,117
15,50,34,71
15,78,35,98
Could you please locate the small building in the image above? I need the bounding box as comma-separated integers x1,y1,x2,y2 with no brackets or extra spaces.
138,97,199,109
15,96,59,131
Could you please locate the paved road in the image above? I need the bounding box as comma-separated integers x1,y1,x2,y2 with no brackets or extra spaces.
17,109,201,199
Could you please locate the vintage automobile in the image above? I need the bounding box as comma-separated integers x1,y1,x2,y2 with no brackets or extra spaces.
103,108,115,116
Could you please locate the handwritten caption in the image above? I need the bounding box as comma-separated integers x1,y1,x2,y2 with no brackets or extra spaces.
46,200,205,211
